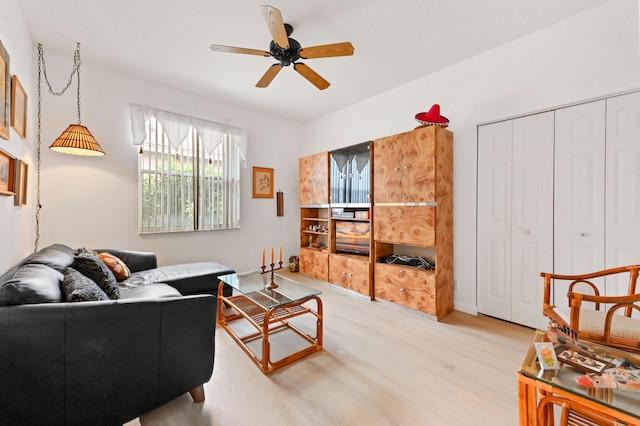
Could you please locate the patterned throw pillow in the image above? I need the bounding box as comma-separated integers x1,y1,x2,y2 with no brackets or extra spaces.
62,267,109,302
73,248,120,300
98,252,131,281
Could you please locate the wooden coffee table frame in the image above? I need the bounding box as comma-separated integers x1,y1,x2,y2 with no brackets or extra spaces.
217,284,323,374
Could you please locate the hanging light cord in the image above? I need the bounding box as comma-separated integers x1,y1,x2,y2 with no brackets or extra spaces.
34,43,82,252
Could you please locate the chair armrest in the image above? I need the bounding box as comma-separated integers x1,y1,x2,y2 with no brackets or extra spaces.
95,249,158,272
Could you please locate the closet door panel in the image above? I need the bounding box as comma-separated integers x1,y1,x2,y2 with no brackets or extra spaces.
554,101,606,311
477,121,512,322
511,112,554,330
606,92,640,300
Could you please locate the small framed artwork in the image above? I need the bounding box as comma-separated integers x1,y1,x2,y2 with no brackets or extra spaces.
0,149,15,195
14,159,27,206
11,75,26,139
252,166,274,198
534,342,560,370
0,40,10,140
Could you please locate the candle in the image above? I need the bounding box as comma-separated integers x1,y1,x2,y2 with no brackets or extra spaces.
262,248,265,267
279,244,282,263
271,247,275,264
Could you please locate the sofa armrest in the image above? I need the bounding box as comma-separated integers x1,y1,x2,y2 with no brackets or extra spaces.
0,294,216,426
95,249,158,273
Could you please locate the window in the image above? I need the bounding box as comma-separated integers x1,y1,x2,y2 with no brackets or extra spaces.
132,106,245,234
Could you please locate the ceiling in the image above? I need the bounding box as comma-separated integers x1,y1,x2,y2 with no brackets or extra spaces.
19,0,611,123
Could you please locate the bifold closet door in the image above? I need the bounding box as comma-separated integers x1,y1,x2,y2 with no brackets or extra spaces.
477,112,553,329
553,100,606,315
606,91,640,301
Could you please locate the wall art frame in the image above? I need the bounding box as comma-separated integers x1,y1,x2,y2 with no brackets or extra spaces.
0,148,15,195
11,75,26,139
252,166,274,198
14,159,27,206
0,40,10,140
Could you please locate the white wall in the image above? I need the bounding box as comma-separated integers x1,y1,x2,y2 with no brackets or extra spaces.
0,0,37,273
303,0,640,314
33,47,303,273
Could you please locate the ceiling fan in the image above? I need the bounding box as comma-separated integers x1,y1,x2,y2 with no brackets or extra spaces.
209,5,354,90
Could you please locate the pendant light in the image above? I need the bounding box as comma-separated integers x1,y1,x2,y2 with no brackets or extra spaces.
46,43,105,156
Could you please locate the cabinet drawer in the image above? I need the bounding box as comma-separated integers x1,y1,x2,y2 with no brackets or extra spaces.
300,249,328,281
374,263,435,315
373,205,435,246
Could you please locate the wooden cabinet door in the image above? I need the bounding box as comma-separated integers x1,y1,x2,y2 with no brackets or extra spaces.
374,263,436,315
402,126,436,202
347,257,370,296
311,152,329,204
299,156,314,205
300,249,328,281
373,133,404,203
373,205,435,247
329,254,349,287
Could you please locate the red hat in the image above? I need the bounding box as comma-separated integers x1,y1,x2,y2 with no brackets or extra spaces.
415,104,449,127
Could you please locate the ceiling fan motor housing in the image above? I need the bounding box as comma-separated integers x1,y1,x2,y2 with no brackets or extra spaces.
270,38,301,66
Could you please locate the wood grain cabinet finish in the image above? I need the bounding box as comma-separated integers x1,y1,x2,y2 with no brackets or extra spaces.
374,263,436,314
299,152,329,205
373,205,435,247
299,248,329,281
373,126,438,203
329,254,370,296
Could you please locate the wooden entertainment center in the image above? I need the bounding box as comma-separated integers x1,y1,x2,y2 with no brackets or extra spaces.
298,125,454,320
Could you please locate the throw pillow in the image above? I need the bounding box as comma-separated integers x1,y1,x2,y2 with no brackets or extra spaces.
73,248,120,300
98,252,131,281
62,267,109,302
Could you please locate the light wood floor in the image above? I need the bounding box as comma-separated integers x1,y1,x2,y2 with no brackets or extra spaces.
126,271,534,426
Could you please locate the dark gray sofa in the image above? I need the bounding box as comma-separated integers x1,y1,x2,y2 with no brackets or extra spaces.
0,243,235,426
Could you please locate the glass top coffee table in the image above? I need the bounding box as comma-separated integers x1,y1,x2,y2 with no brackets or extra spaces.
217,272,323,374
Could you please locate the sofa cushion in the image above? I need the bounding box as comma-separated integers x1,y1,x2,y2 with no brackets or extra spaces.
24,244,76,273
0,264,63,305
121,262,235,296
73,249,120,300
119,283,181,300
62,267,109,302
98,252,131,281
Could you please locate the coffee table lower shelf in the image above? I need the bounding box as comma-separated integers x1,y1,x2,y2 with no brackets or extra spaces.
217,290,323,374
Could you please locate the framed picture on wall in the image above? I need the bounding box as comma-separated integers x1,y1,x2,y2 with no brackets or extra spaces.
0,40,10,140
0,149,15,195
252,167,274,198
11,75,26,139
14,159,27,206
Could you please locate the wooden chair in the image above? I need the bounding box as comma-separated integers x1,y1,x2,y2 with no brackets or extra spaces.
537,395,621,426
541,265,640,353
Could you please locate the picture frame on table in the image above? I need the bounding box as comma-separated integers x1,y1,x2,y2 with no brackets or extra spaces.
0,40,10,140
252,166,274,198
0,149,16,195
14,160,27,206
11,75,26,139
555,344,613,374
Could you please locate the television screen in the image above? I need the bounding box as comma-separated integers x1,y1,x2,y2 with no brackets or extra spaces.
335,221,370,255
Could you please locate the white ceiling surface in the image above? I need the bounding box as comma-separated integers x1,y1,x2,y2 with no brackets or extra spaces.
19,0,611,123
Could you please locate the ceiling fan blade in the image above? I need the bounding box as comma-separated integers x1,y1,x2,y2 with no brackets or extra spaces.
299,42,355,59
210,44,271,57
256,64,283,88
294,63,330,90
261,5,289,49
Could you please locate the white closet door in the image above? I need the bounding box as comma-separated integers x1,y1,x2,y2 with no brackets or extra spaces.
554,101,606,312
511,112,554,330
606,92,640,300
477,120,512,322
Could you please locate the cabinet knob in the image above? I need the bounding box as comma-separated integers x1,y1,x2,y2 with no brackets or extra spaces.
393,166,399,173
348,273,352,278
399,287,406,297
399,269,404,277
398,209,403,215
404,165,409,172
342,271,347,276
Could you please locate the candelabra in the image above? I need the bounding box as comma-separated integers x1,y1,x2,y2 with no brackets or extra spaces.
261,246,283,290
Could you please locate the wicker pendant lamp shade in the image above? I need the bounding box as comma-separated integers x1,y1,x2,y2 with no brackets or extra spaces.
50,124,104,156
